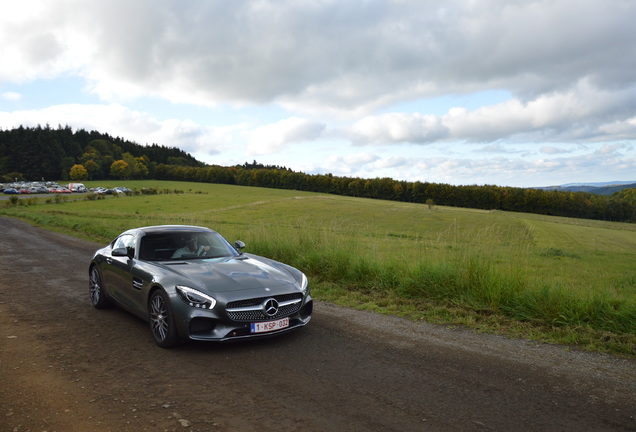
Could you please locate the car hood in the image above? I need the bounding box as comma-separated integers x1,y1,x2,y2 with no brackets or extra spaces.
154,255,297,293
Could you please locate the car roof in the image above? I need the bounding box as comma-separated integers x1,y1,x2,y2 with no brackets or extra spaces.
123,225,216,236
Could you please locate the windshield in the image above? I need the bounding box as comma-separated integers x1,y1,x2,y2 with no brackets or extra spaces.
139,231,240,261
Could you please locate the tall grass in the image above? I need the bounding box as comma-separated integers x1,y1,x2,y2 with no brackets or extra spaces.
236,219,636,340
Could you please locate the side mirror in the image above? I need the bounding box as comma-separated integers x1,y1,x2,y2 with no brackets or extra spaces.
234,240,246,251
112,247,134,258
112,247,129,257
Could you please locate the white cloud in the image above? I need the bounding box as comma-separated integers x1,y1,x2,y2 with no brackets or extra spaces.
318,153,380,175
3,1,635,114
348,79,636,146
247,117,326,155
594,143,629,156
1,92,22,101
350,113,447,145
478,143,512,154
372,156,410,170
540,146,572,155
599,116,636,139
0,0,94,82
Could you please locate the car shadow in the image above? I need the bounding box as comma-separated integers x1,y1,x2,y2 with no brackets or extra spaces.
91,302,313,354
182,326,311,354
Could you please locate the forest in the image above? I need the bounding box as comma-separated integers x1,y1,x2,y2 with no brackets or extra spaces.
0,125,201,182
1,125,635,222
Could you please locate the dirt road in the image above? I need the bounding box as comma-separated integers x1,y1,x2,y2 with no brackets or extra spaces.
1,217,635,431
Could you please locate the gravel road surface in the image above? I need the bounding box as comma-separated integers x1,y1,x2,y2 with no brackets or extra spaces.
1,217,635,431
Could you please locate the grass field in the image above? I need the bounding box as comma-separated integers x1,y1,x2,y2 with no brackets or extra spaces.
3,180,635,356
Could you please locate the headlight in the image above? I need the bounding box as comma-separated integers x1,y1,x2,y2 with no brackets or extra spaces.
300,273,309,294
176,285,217,309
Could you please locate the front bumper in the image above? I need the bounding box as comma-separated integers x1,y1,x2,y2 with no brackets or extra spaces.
174,296,313,342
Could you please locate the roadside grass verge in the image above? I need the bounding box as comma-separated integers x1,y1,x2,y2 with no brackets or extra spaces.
240,220,636,355
2,180,635,356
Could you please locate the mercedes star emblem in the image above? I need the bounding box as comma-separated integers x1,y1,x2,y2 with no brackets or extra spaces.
262,298,279,317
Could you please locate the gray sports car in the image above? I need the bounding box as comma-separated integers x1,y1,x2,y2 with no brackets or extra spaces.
89,225,312,347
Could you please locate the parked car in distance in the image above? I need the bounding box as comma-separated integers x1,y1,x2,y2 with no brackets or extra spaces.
67,183,88,192
3,188,19,194
50,186,71,193
29,186,49,194
88,225,313,347
92,187,111,194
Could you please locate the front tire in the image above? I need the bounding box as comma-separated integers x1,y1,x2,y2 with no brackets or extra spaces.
149,290,180,348
89,266,110,309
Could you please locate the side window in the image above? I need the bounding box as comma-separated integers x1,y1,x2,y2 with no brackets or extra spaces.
113,234,136,256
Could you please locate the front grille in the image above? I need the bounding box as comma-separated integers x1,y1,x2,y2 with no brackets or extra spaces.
226,293,303,322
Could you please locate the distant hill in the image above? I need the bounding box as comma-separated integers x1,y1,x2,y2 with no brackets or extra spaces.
538,182,636,196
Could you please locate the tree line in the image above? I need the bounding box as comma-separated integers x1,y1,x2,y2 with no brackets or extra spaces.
155,163,636,223
1,125,634,222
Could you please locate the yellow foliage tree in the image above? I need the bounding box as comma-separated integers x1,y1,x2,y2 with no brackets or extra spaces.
69,164,88,180
110,160,131,179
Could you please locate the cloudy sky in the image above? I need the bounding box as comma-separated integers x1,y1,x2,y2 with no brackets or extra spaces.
1,0,635,187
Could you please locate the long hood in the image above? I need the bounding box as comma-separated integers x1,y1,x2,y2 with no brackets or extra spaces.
154,255,297,293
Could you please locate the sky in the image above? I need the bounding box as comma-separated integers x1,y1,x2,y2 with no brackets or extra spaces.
1,0,635,188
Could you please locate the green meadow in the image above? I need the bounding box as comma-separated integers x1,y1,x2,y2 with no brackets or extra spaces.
3,180,636,356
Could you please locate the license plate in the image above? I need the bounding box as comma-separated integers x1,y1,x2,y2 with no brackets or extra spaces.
250,317,289,334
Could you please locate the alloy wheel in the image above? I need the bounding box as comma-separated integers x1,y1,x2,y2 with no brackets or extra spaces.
150,293,170,342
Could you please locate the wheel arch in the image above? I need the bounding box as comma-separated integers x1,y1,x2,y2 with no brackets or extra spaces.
146,283,167,311
88,261,99,275
88,262,111,308
147,285,183,348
